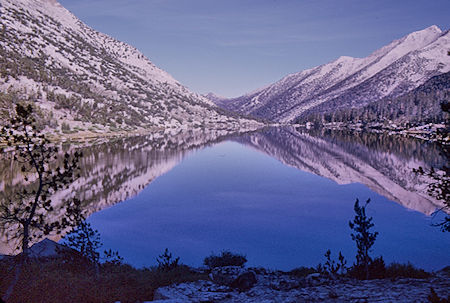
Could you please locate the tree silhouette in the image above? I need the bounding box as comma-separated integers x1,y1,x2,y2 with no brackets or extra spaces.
0,103,82,300
62,219,123,268
65,220,101,264
319,249,347,276
156,248,180,272
349,198,378,280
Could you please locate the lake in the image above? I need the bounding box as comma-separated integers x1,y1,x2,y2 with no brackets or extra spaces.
1,127,449,271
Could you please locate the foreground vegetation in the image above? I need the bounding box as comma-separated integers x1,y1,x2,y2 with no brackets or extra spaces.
0,250,447,303
0,257,206,303
0,199,446,302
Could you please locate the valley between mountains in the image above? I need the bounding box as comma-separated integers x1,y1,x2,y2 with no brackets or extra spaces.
0,1,449,302
1,0,449,136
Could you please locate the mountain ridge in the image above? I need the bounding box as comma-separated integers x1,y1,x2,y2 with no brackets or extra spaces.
306,71,450,125
213,26,450,123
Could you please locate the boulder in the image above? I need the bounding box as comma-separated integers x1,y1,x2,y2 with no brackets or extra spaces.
230,271,257,291
209,266,257,291
270,277,302,291
210,266,246,285
306,272,327,286
27,238,73,258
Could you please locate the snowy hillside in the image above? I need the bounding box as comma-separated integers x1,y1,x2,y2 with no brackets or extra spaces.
0,0,260,134
215,26,450,123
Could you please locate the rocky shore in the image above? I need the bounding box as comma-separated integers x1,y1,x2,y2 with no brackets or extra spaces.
153,266,450,303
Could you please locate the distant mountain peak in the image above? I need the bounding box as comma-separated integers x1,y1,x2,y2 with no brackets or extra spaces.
41,0,60,5
422,24,441,33
204,92,231,107
204,92,227,100
336,55,355,61
401,25,442,46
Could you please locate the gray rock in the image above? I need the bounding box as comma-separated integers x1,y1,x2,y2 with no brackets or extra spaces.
230,271,257,291
28,238,73,258
210,266,246,286
270,278,302,291
305,272,328,286
209,266,258,291
153,271,450,302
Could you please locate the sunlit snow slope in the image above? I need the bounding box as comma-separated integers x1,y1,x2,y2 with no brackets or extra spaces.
216,26,450,123
0,0,259,132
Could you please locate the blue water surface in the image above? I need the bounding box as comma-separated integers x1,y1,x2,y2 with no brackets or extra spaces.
87,141,449,271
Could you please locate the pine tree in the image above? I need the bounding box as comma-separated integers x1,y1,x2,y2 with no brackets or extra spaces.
0,103,82,301
349,198,378,280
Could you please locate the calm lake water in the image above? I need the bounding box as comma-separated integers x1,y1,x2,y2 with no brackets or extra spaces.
84,128,449,271
1,127,449,270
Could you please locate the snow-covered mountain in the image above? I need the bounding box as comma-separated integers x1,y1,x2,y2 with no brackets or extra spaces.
215,26,450,123
325,71,450,124
203,92,229,106
0,0,260,133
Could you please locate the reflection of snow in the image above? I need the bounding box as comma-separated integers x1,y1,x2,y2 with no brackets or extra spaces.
237,128,444,215
0,129,242,254
1,128,444,255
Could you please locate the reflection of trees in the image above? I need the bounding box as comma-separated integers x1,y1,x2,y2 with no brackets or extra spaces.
0,128,248,254
2,126,442,253
237,127,445,215
306,128,445,168
414,103,449,232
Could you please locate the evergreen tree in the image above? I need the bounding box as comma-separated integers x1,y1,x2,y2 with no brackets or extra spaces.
61,219,123,274
349,198,378,280
65,220,101,264
0,104,82,301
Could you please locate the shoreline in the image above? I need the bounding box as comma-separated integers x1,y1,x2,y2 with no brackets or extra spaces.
153,265,450,302
292,122,449,144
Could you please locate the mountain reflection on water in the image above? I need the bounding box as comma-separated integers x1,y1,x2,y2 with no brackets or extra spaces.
0,127,446,256
236,127,446,215
0,128,244,254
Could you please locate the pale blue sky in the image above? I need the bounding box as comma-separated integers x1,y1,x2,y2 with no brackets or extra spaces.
59,0,450,98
